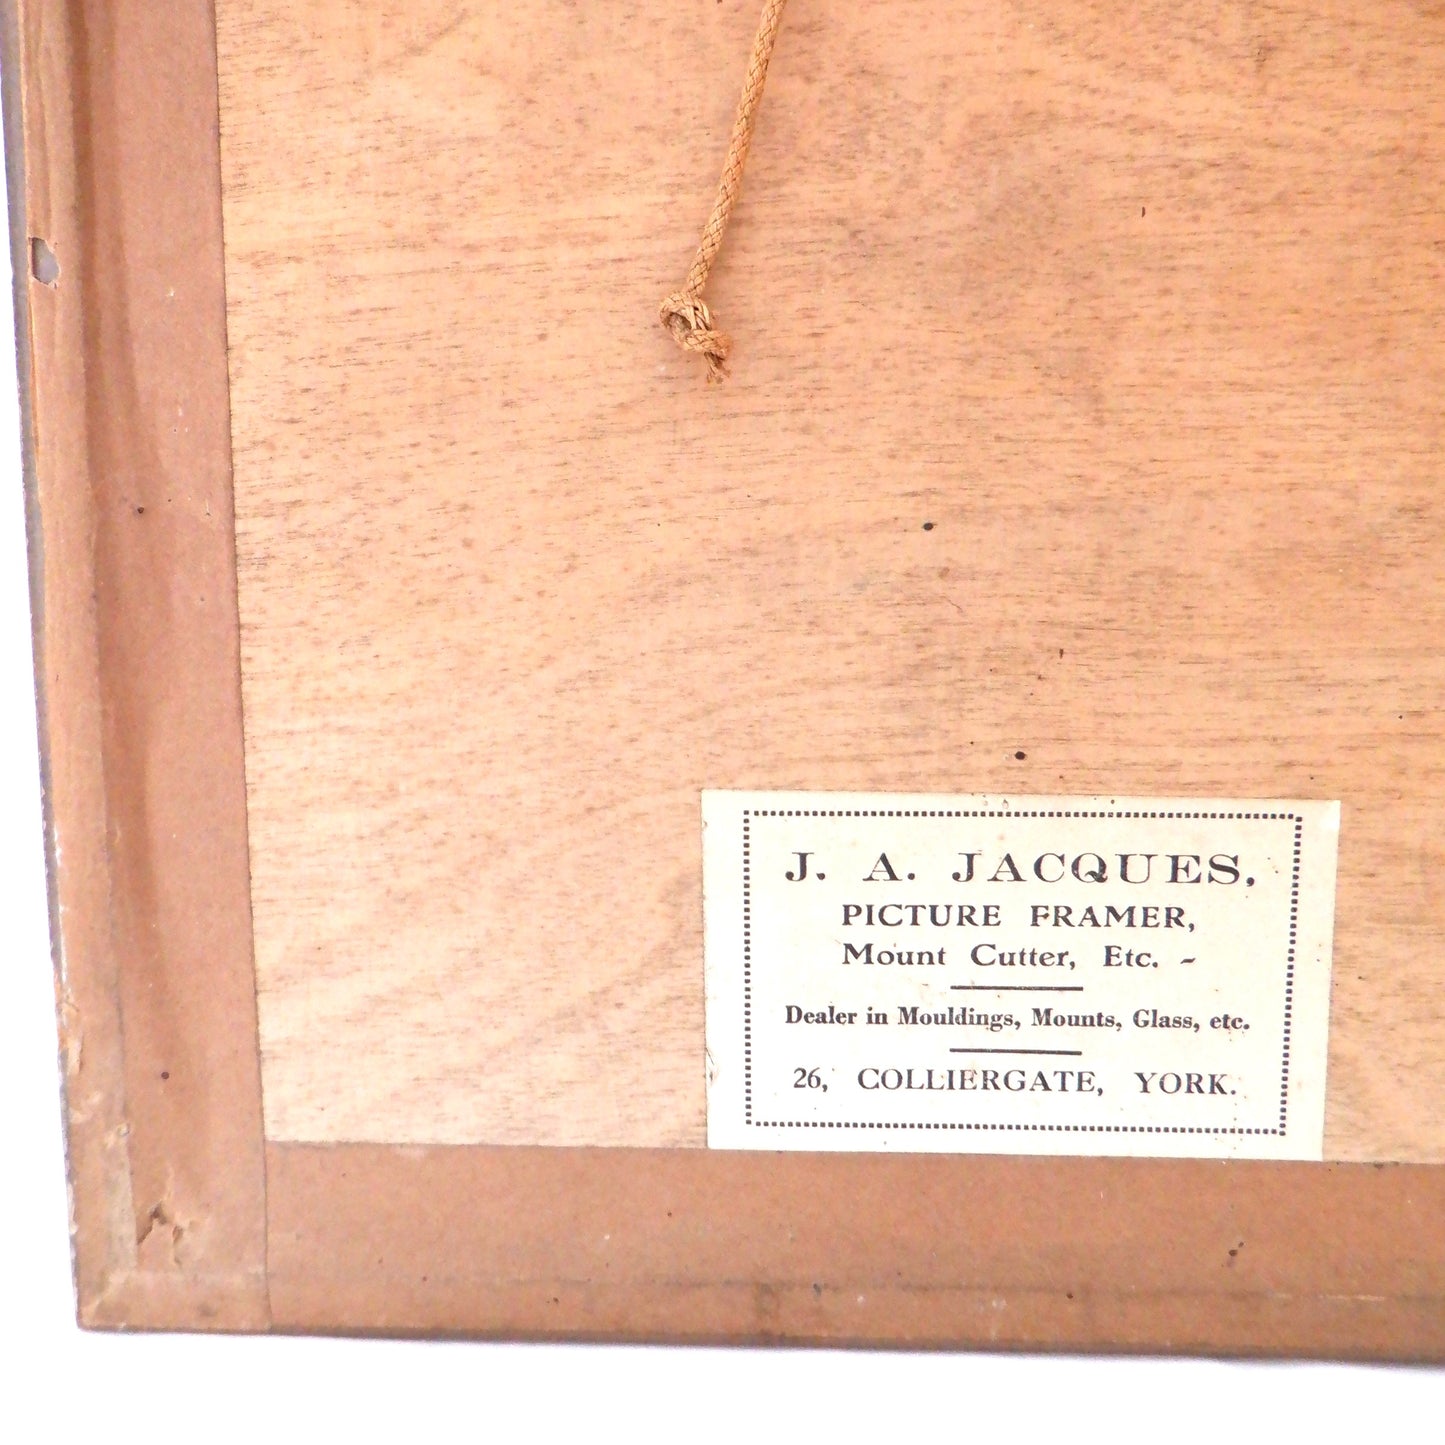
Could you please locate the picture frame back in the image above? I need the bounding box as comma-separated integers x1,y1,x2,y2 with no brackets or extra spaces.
9,0,1445,1355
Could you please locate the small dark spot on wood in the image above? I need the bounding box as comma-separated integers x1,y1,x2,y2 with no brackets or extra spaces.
922,521,935,531
1015,750,1026,761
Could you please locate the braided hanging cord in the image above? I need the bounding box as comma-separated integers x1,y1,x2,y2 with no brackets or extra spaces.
660,0,791,380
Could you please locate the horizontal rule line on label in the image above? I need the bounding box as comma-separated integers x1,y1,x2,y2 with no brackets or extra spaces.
949,985,1085,992
948,1048,1085,1057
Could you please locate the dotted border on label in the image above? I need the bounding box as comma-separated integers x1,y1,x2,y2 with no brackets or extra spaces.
741,809,1303,1135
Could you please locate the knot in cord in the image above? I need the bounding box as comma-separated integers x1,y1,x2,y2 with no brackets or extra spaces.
659,0,789,381
660,290,731,382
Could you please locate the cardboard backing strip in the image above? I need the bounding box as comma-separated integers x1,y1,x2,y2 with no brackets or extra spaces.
268,1144,1445,1358
9,0,267,1328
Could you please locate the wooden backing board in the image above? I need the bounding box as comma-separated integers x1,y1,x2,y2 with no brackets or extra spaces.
215,0,1445,1157
9,0,1445,1353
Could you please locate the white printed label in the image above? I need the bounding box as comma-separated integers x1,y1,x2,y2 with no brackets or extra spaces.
703,793,1339,1159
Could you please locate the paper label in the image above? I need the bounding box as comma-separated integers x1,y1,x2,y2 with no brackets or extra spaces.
703,793,1339,1159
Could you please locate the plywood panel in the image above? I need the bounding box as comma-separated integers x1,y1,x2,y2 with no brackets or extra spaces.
215,1,1445,1154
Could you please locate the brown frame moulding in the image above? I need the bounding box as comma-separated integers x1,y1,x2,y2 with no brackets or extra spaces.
6,0,1444,1356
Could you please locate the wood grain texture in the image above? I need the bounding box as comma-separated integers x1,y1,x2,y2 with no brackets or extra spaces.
215,1,1445,1155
